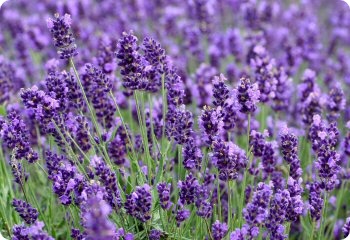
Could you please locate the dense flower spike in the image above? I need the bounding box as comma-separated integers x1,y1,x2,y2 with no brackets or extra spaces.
21,85,59,130
12,221,54,240
182,138,202,170
236,76,260,113
286,177,303,222
212,220,228,240
212,74,230,108
47,13,77,59
125,184,152,222
142,37,166,92
166,105,193,144
265,190,290,239
116,31,143,90
211,139,247,181
1,112,38,163
178,173,199,205
157,182,172,210
327,86,345,122
175,207,190,227
308,182,324,221
250,45,277,103
0,57,15,103
199,106,224,145
243,183,272,238
343,218,350,238
12,199,38,224
280,128,302,179
81,196,116,239
46,151,84,205
91,156,122,209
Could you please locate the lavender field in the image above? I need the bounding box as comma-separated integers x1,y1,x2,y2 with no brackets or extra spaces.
1,0,350,239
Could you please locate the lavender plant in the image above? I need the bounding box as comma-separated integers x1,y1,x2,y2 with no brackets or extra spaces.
1,1,350,240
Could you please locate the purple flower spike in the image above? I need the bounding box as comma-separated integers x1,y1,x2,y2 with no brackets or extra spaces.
12,199,38,225
236,76,260,114
199,105,224,145
125,184,152,222
47,13,77,59
342,217,350,238
211,139,247,181
157,182,172,210
212,220,228,240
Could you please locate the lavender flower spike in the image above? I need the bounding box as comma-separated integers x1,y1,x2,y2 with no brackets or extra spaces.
47,13,77,59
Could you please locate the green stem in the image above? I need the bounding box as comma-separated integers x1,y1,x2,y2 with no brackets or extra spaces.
318,193,329,240
237,114,251,228
134,91,152,183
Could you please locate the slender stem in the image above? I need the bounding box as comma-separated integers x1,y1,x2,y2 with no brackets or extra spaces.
310,221,316,239
0,201,12,238
228,180,234,230
205,219,214,240
216,173,222,222
69,58,102,139
237,114,251,228
318,193,329,240
161,73,167,150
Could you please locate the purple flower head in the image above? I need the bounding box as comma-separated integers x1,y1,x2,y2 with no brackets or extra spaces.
178,173,199,205
95,35,117,75
249,130,268,157
175,206,190,227
12,199,38,225
182,138,202,170
308,182,323,221
298,69,317,102
212,74,230,108
20,85,59,130
301,91,322,125
280,127,302,179
287,177,304,222
116,228,135,240
199,105,224,145
149,229,163,240
250,45,277,103
344,122,350,156
191,63,217,108
157,182,172,210
12,221,54,240
211,139,247,181
243,183,272,233
327,85,345,122
261,141,278,176
272,66,292,112
1,112,38,163
230,226,248,240
46,151,85,206
0,57,15,103
266,190,290,238
81,196,116,239
115,31,143,90
62,70,84,109
196,200,213,219
166,105,193,145
212,220,228,240
165,67,185,110
142,37,166,92
108,125,128,165
343,217,350,238
236,76,260,113
125,184,152,222
90,156,122,209
47,13,77,59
